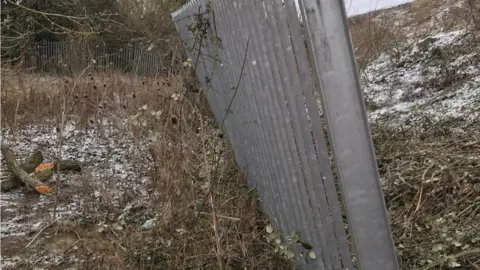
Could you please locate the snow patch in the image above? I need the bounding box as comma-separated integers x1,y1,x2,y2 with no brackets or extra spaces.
362,29,480,125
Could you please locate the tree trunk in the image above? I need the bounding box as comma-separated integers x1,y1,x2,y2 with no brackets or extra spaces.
1,146,46,190
1,149,43,191
53,160,82,172
35,168,54,182
1,148,82,192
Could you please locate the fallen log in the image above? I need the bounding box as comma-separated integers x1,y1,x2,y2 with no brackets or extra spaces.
1,147,83,192
1,146,51,193
21,150,44,172
34,159,82,174
53,160,82,172
35,168,54,182
1,149,43,191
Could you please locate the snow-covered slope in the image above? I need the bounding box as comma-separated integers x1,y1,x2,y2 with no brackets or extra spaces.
362,29,479,125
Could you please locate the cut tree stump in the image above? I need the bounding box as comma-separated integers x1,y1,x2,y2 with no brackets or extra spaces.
1,146,83,193
1,146,49,192
1,149,44,191
21,150,44,173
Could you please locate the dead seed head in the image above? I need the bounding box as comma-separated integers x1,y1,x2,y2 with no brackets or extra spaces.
171,116,178,125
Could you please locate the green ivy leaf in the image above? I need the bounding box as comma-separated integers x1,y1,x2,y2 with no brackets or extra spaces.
275,237,281,245
266,233,276,243
285,250,295,259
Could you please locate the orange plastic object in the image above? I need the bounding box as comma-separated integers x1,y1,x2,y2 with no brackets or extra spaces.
34,162,54,173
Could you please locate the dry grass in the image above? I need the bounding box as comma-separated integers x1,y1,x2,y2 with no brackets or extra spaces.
372,116,480,269
348,0,480,69
2,1,480,269
0,69,291,269
348,1,480,268
348,3,412,69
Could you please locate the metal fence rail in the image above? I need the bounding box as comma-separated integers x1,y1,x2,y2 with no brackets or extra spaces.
10,40,167,76
172,0,398,269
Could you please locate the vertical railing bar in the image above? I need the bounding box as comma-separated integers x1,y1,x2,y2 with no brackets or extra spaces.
142,48,145,78
145,50,149,76
150,52,153,76
298,0,399,269
103,44,107,73
146,51,149,76
47,41,51,74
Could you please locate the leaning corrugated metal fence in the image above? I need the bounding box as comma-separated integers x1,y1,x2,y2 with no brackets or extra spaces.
171,0,399,269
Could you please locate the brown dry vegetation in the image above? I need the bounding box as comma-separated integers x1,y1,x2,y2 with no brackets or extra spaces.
0,69,291,269
1,0,480,269
348,0,480,69
349,0,480,269
2,0,293,268
372,120,480,269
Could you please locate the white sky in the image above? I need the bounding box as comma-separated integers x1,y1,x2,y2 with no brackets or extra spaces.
344,0,412,16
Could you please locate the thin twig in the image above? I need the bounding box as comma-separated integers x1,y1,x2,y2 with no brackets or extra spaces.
413,162,435,214
12,99,20,139
210,192,224,270
25,220,57,248
52,96,66,221
220,36,250,129
200,212,241,221
185,36,250,227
